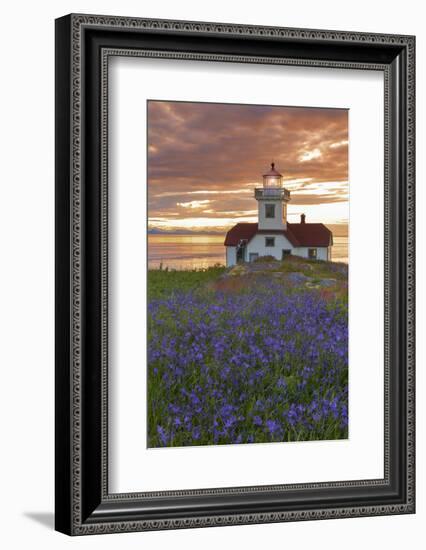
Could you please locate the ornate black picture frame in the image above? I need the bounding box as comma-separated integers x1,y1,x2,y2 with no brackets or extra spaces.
55,14,415,535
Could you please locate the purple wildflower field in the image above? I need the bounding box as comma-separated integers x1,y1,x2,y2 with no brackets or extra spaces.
147,263,348,448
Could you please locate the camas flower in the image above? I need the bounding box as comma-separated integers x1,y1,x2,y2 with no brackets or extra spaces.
266,419,280,435
157,425,168,446
148,275,348,447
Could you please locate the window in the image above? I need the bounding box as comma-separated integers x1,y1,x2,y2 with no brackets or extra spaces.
282,249,291,259
249,253,259,262
308,248,317,259
265,237,275,247
265,204,275,218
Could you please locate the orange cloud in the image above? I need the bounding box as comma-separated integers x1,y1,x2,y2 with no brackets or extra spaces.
148,100,348,231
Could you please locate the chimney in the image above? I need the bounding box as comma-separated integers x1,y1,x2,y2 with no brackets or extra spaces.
301,213,306,224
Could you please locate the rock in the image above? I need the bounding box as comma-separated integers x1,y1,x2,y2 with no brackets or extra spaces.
287,272,310,284
318,278,337,287
229,265,247,277
247,262,277,272
305,281,320,289
305,278,337,289
298,263,314,271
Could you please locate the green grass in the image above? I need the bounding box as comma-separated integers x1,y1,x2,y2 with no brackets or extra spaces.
147,264,226,300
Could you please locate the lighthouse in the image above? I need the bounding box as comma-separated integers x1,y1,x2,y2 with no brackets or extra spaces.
224,163,333,266
255,163,291,231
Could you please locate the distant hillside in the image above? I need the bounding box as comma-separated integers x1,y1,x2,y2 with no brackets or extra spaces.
148,227,225,236
148,224,348,238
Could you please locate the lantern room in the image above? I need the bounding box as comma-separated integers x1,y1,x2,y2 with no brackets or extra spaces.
263,162,283,188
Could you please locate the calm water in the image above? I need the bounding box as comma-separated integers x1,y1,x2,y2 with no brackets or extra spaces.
330,236,348,265
148,234,348,270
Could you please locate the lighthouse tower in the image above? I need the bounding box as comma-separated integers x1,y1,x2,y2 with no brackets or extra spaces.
255,163,290,231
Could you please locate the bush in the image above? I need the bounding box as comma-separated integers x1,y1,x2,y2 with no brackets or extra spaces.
253,255,277,263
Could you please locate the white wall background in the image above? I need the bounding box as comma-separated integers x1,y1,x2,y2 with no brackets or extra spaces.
0,0,423,548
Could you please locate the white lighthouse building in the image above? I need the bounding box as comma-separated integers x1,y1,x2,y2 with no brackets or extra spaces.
224,163,333,266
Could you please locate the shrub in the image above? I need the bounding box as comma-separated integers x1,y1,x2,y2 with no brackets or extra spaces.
253,255,277,263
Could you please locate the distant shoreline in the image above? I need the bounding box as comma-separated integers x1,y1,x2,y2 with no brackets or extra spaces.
148,223,349,239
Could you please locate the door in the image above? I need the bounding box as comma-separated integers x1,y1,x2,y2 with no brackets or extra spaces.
236,246,245,263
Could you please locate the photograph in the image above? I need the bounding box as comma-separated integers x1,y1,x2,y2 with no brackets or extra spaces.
147,100,349,448
52,9,415,538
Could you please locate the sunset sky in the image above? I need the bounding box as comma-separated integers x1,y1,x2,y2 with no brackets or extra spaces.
147,101,348,235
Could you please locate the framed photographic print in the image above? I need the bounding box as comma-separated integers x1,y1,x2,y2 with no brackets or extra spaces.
55,14,415,535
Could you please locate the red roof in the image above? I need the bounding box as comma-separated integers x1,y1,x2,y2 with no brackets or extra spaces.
224,223,259,246
224,222,332,247
287,222,333,247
